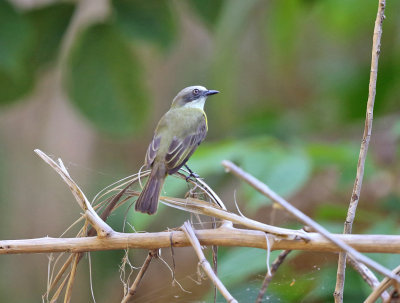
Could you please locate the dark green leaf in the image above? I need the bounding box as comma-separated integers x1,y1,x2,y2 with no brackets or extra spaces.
65,23,148,135
0,1,34,104
112,0,177,50
188,0,224,27
25,3,75,68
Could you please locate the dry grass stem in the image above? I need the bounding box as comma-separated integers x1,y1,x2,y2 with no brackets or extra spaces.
121,249,158,303
182,222,238,303
365,265,400,303
256,250,291,303
221,160,400,283
64,254,79,303
161,196,307,239
334,1,387,302
35,149,113,238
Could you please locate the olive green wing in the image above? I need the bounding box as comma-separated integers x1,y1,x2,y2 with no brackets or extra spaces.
165,116,207,175
144,135,161,168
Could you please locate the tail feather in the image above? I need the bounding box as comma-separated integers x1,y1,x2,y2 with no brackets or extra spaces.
135,164,165,215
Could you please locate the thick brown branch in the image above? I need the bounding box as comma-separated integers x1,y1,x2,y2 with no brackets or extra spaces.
1,229,400,255
334,1,386,302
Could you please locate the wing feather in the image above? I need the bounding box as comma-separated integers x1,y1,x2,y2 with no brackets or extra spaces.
165,116,207,174
145,135,161,168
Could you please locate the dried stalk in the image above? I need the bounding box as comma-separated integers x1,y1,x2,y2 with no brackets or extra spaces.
161,196,307,239
64,254,79,303
2,229,400,255
256,250,291,303
182,222,237,303
121,249,158,303
334,1,386,302
364,265,400,303
221,160,400,283
35,149,113,238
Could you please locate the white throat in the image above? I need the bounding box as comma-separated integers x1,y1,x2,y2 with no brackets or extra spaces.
183,97,206,110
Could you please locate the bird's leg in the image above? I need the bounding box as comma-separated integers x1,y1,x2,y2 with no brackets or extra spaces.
184,164,200,181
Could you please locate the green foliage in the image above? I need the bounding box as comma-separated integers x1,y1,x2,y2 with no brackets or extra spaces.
0,1,33,104
112,0,177,50
0,1,74,105
65,23,148,135
307,143,375,185
218,248,280,287
189,137,312,211
188,0,225,27
25,3,75,68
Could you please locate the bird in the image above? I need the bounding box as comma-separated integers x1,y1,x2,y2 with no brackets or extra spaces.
135,85,219,215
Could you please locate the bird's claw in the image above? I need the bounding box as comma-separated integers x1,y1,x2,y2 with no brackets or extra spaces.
185,172,200,182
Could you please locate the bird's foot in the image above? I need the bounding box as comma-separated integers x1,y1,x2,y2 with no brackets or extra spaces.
184,165,200,181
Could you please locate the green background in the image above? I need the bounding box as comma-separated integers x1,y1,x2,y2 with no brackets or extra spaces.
0,0,399,302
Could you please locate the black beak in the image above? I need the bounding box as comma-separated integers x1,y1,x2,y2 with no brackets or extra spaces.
204,90,219,96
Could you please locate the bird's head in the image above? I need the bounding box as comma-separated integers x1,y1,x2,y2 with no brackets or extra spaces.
171,86,219,109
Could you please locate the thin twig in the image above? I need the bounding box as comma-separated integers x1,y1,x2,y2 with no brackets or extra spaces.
334,1,387,302
35,149,114,238
222,160,400,283
347,257,390,302
121,249,158,303
256,250,291,303
182,222,238,303
365,265,400,303
161,196,307,239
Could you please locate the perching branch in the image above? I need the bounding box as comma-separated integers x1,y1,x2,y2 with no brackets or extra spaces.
334,1,386,302
221,160,400,283
182,222,238,303
2,229,400,254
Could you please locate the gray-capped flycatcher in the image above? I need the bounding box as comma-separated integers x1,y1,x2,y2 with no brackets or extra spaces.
135,86,219,214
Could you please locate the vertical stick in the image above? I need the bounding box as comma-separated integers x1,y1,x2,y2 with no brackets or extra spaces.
334,1,386,302
121,249,158,303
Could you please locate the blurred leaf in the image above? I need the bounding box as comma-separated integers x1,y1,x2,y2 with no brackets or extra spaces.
210,0,260,132
66,23,148,135
188,140,242,176
265,0,303,65
112,0,177,50
188,0,224,27
307,143,375,186
305,265,369,302
314,0,376,40
218,247,281,286
240,139,311,211
315,203,381,224
0,1,34,104
25,2,75,68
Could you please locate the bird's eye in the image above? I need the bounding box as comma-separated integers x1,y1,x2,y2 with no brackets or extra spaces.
193,88,200,95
